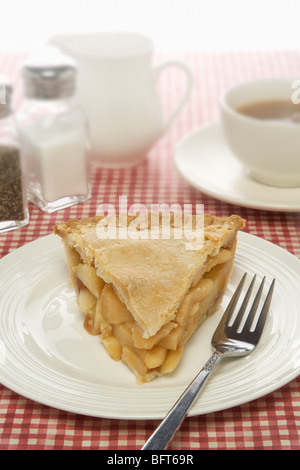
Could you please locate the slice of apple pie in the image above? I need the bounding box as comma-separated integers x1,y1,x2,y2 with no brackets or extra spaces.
54,213,245,383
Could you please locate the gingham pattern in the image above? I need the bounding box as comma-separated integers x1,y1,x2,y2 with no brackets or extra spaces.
0,50,299,450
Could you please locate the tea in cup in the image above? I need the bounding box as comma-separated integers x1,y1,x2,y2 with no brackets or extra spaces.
221,78,300,188
49,32,193,168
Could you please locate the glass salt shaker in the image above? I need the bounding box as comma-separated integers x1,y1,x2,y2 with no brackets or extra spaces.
17,49,91,213
0,76,29,233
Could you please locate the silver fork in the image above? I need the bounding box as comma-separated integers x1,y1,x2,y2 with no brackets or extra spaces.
142,273,275,450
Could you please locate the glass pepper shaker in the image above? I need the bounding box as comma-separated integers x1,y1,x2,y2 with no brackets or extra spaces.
17,49,91,213
0,76,29,233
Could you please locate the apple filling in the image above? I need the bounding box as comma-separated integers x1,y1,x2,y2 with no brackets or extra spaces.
63,241,236,384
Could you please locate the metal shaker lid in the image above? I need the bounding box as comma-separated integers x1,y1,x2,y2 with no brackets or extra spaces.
22,46,77,100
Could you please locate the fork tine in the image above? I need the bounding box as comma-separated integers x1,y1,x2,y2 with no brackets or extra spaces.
224,272,247,324
242,276,266,332
253,278,275,337
230,274,256,330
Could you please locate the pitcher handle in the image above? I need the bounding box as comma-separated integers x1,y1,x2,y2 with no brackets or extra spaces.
154,60,193,134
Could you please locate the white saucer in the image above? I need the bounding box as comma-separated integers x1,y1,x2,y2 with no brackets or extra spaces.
174,122,300,212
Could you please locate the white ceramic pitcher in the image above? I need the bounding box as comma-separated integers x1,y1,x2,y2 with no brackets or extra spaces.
49,32,193,168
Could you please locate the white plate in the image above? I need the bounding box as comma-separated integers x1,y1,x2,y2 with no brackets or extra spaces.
0,233,300,420
174,122,300,212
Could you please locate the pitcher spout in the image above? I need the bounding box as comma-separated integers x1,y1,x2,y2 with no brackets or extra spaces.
48,33,90,58
48,32,153,59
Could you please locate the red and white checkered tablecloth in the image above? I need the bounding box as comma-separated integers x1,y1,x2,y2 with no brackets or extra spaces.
0,50,300,451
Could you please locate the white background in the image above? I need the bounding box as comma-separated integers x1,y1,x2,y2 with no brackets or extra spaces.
0,0,299,53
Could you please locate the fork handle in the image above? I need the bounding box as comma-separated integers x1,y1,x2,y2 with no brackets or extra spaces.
142,350,223,450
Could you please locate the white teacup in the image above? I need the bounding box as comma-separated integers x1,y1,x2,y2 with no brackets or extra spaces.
221,78,300,188
49,32,193,168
